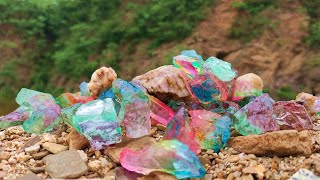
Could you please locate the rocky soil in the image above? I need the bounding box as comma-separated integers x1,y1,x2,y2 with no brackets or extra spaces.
1,118,320,180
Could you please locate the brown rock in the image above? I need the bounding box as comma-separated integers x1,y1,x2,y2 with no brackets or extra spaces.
17,173,43,180
0,151,10,161
43,150,88,178
198,156,211,166
242,165,266,179
229,130,312,156
0,171,7,179
142,171,177,180
296,92,319,115
105,136,156,163
21,136,41,149
104,167,142,180
42,142,68,154
66,129,89,150
240,174,254,180
29,166,45,173
32,151,50,160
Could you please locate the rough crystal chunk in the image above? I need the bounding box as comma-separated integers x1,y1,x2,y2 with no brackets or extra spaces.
79,82,90,96
296,92,320,116
23,106,62,134
231,73,263,101
112,79,151,138
273,101,313,130
172,50,203,75
56,92,94,108
163,108,201,154
72,98,121,150
189,110,231,152
0,107,29,129
150,95,175,126
119,139,206,179
190,73,229,103
233,94,279,135
202,57,237,82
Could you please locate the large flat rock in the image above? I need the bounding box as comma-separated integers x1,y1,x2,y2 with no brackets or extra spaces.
229,130,313,157
43,150,88,179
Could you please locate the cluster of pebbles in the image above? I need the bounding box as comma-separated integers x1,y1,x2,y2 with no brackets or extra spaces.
1,117,320,180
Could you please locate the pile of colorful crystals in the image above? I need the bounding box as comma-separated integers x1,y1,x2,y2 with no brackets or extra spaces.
1,50,319,179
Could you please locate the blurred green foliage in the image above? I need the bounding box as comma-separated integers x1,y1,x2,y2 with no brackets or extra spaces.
229,0,276,42
0,0,214,101
300,0,320,47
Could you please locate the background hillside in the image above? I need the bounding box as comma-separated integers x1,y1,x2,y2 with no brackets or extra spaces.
0,0,319,115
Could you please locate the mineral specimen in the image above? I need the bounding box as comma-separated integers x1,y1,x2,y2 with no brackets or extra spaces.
56,92,94,108
72,98,122,150
133,65,192,102
231,73,263,101
0,107,29,129
163,107,201,154
87,67,117,98
112,79,151,138
13,88,62,134
273,101,313,130
296,92,320,116
150,95,175,126
79,82,90,96
23,106,61,134
202,57,237,82
290,169,320,180
189,110,231,152
172,50,203,75
119,139,206,179
233,94,279,135
189,72,229,103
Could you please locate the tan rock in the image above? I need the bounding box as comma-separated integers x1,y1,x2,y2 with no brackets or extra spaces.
227,155,240,163
42,142,68,154
198,156,211,166
296,92,319,116
0,151,10,161
133,65,192,102
105,136,156,163
242,165,266,179
25,144,40,155
88,160,102,172
229,130,312,157
88,67,117,98
32,151,50,160
66,129,89,150
232,73,263,98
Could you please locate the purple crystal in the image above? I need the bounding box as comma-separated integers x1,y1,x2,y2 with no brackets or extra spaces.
274,101,313,130
233,94,279,135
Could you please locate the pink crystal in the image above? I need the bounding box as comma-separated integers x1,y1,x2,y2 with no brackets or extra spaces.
273,101,313,130
233,94,280,135
189,73,229,103
150,95,175,126
119,139,206,179
163,107,201,154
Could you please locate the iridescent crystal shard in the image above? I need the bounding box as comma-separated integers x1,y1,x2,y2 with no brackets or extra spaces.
202,57,237,82
189,110,231,152
150,95,175,126
79,82,90,96
172,50,203,75
72,98,121,150
12,88,62,134
119,139,206,179
56,92,94,108
0,107,29,129
163,107,201,154
233,94,279,135
189,73,229,103
273,101,313,130
112,79,151,138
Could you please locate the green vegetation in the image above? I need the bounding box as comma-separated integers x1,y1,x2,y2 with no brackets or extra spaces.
276,86,297,101
229,0,276,42
300,0,320,47
0,0,214,102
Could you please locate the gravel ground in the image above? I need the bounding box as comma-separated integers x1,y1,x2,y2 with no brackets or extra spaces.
1,119,320,180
